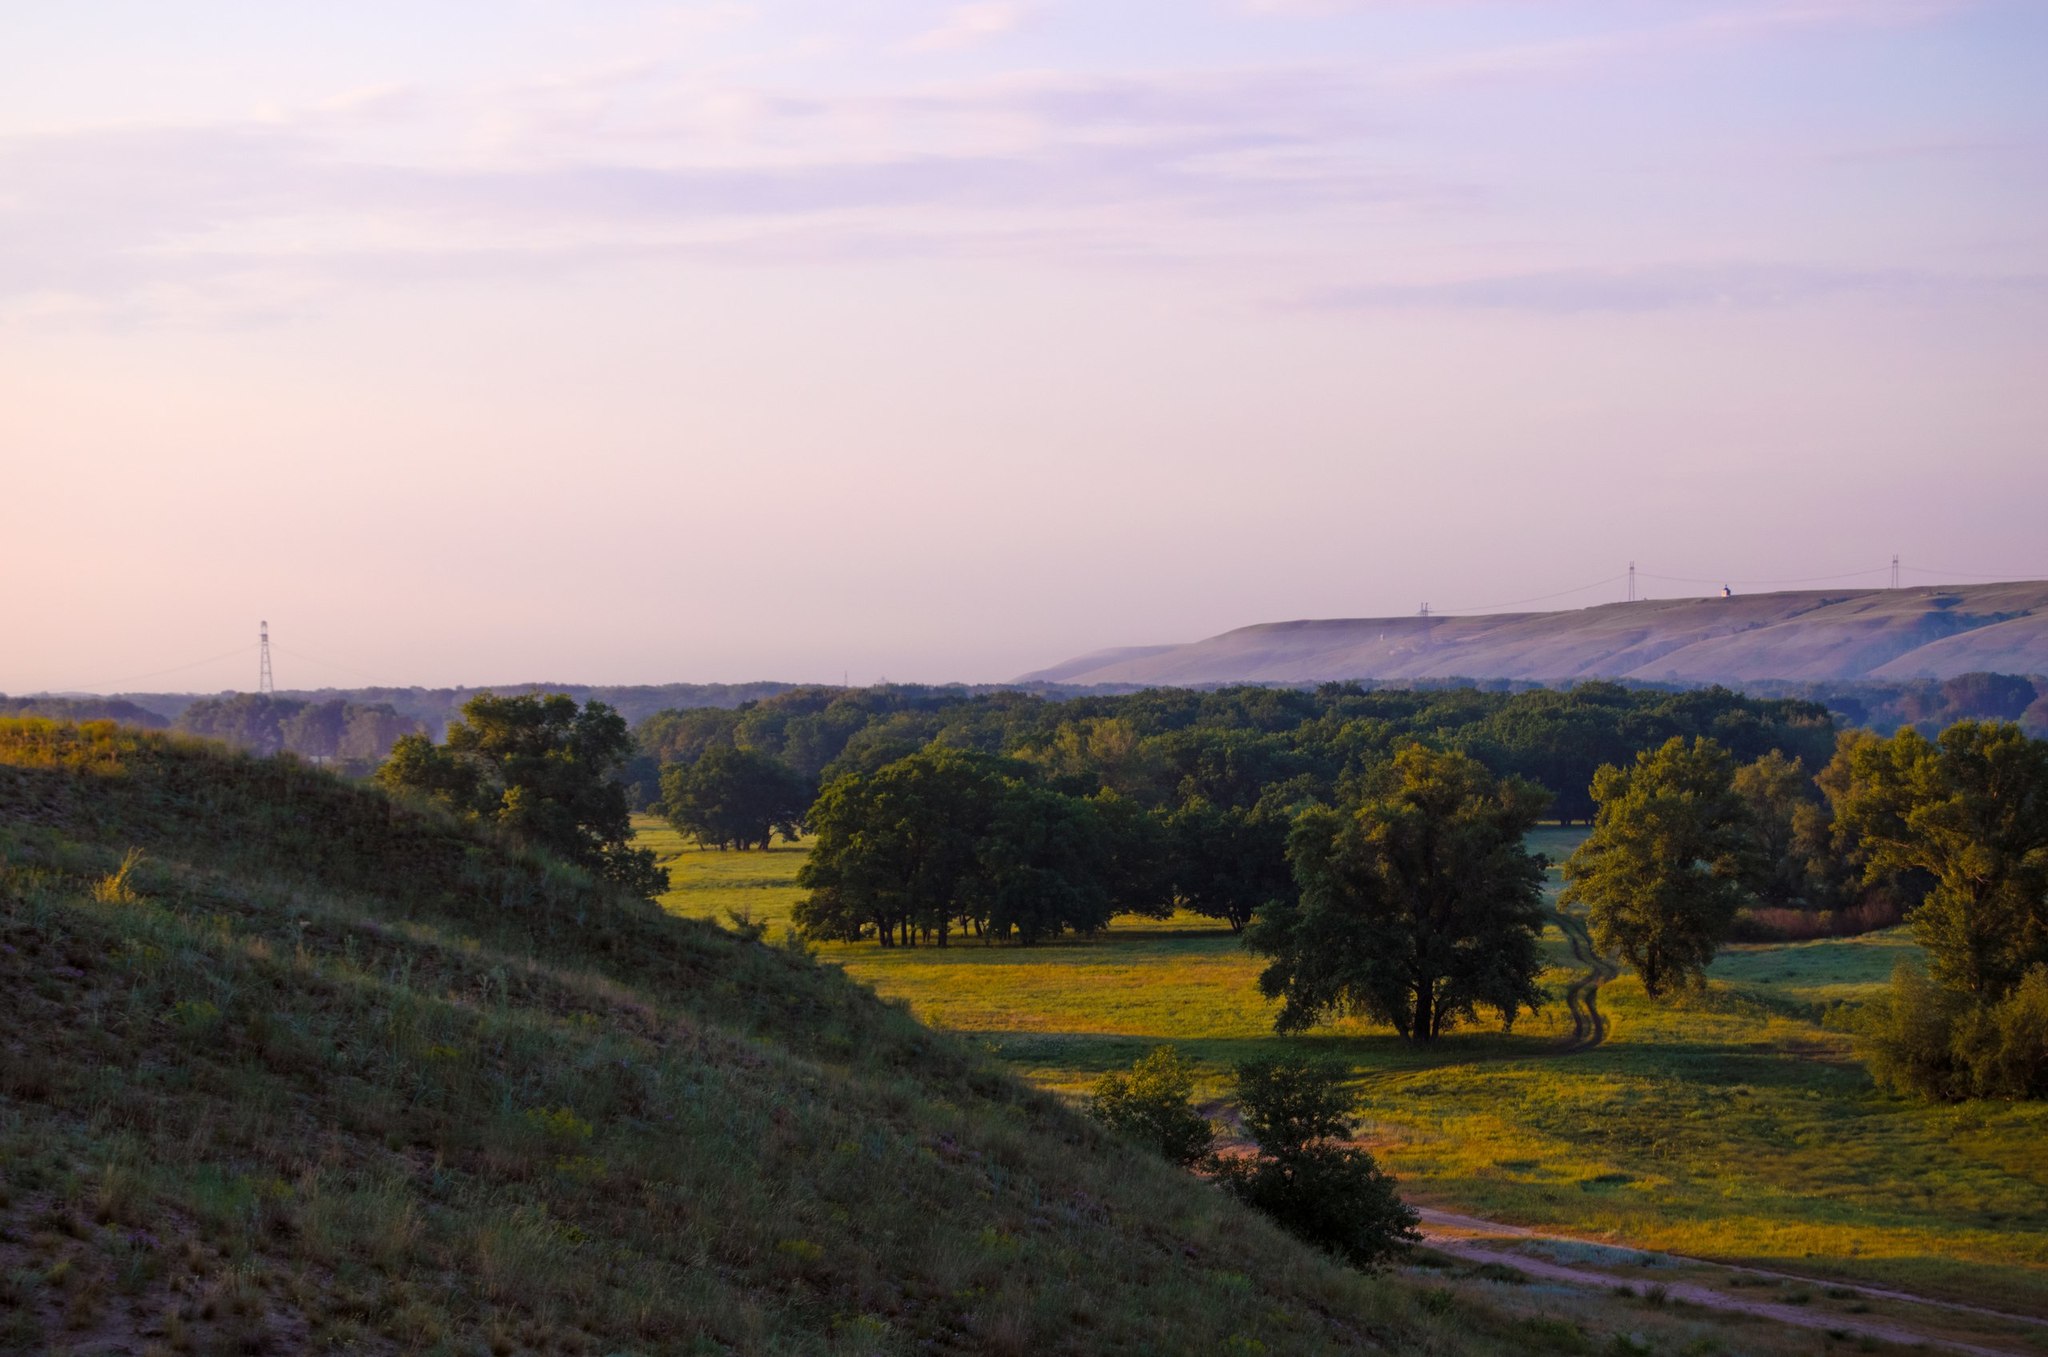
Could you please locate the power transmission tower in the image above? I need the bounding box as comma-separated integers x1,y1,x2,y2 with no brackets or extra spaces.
259,620,274,695
1627,562,1637,602
1891,555,1900,589
1418,602,1430,619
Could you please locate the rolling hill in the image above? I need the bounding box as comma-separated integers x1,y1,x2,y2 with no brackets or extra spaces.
0,719,1581,1356
1022,582,2048,687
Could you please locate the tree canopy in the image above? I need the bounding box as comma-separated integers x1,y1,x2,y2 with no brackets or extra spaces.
659,746,811,851
1561,735,1752,998
1829,720,2048,1000
1247,746,1549,1041
378,692,665,897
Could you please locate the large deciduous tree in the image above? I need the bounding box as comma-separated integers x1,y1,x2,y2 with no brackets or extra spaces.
1166,798,1293,933
1830,721,2048,1000
378,692,665,898
793,747,1012,947
1247,746,1548,1042
1828,721,2048,1101
1561,735,1750,998
659,746,811,851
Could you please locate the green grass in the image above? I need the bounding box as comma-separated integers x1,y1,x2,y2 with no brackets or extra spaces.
9,720,1670,1357
643,818,2048,1318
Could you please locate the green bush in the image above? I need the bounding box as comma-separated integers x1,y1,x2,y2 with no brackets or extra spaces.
1088,1047,1215,1167
1213,1057,1419,1270
1855,962,2048,1100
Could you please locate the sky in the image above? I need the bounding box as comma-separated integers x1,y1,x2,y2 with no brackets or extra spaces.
3,0,2045,693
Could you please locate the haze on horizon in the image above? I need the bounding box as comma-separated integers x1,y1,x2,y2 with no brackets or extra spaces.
3,1,2045,696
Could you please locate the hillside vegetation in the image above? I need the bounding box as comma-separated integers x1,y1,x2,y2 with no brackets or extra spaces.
1,719,1581,1356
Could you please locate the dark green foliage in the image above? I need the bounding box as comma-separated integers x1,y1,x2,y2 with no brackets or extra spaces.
1087,1047,1215,1167
378,692,665,897
635,681,1839,830
795,747,1015,946
1829,721,2048,1100
1165,799,1292,933
659,746,810,850
1214,1057,1419,1270
1828,721,2048,1000
1248,747,1549,1041
794,748,1136,946
1857,962,2048,1101
1562,737,1751,998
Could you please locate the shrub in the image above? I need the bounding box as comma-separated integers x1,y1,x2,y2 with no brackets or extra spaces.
1214,1057,1418,1270
1088,1047,1214,1167
1855,961,2048,1100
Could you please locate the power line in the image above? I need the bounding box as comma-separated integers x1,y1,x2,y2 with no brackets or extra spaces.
46,643,259,695
1636,565,1891,588
1901,563,2048,581
1431,574,1629,616
268,643,386,686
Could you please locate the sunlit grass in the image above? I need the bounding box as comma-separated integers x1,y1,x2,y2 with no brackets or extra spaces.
640,817,2048,1312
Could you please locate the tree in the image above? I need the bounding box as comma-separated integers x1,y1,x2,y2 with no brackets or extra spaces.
1213,1057,1418,1270
659,746,810,851
377,692,666,898
1166,799,1292,933
1730,749,1851,911
1088,1047,1215,1167
794,747,1012,946
975,782,1115,943
1830,721,2048,1001
1090,791,1176,921
1561,736,1751,998
1247,746,1548,1041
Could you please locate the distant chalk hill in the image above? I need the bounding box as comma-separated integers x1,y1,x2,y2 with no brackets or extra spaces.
1022,581,2048,686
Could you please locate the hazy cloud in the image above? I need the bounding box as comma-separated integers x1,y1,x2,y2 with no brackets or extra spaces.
1306,262,2048,313
907,3,1035,52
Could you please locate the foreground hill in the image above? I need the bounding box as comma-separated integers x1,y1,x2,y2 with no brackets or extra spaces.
0,720,1567,1356
1023,581,2048,687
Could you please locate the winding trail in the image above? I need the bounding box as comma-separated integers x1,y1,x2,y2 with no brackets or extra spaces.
1550,906,1617,1052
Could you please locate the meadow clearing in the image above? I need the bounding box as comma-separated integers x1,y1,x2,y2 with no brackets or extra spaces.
639,817,2048,1331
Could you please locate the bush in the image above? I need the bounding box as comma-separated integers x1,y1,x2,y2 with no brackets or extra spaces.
1855,962,2048,1100
1088,1047,1215,1167
1214,1056,1418,1270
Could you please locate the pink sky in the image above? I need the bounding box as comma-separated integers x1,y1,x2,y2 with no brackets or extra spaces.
3,1,2045,692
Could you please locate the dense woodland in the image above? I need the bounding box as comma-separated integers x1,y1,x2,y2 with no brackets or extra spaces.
630,680,2048,1101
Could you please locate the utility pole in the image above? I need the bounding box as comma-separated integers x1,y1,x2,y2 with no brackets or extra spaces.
1891,555,1900,589
1627,562,1637,602
259,621,274,695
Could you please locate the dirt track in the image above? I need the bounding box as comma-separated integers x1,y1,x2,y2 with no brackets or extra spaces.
1417,1206,2045,1355
1549,908,1616,1052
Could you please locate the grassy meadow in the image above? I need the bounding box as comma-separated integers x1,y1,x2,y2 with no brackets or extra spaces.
644,816,2048,1320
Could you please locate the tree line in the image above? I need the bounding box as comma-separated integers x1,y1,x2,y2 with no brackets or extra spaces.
174,693,423,771
369,683,2047,1104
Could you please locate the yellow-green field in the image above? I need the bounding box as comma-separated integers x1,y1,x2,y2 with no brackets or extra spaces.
641,817,2048,1317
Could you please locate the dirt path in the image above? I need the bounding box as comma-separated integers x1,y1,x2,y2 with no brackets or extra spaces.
1550,907,1616,1052
1417,1207,2045,1355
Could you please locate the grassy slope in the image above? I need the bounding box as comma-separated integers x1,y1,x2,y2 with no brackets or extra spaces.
1,720,1584,1357
647,821,2048,1316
